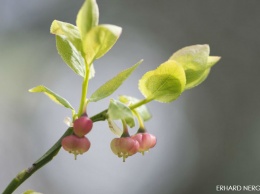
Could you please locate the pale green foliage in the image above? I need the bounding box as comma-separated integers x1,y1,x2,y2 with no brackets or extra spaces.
118,95,151,121
139,60,186,103
76,0,99,40
108,99,135,127
50,20,82,52
207,56,221,68
89,60,142,102
187,68,211,89
31,0,122,113
83,25,122,64
29,85,74,110
56,35,86,77
51,20,86,77
50,20,97,79
170,44,210,70
30,0,220,131
169,44,220,89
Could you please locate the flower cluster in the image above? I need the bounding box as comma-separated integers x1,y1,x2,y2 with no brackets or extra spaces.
62,113,93,159
110,129,157,162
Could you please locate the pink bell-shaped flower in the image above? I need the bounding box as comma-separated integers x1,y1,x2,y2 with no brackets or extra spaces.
62,135,91,159
110,137,139,162
131,132,156,155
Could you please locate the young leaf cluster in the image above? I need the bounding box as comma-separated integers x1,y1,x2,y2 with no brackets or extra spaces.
138,44,220,103
29,0,129,118
29,0,220,131
107,45,220,135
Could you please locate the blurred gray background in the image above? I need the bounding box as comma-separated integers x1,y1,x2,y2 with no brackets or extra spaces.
1,0,260,194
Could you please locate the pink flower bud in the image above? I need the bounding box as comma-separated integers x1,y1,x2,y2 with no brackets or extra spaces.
110,137,139,162
73,116,93,137
131,133,156,155
62,135,91,159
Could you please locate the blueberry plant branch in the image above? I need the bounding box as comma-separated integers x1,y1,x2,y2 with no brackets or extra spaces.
3,0,221,193
2,107,106,194
2,127,73,194
2,99,149,194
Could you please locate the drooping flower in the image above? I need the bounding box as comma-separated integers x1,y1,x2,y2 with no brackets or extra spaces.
131,132,156,155
62,135,91,159
110,137,139,162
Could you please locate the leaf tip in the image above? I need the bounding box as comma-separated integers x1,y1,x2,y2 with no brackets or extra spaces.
28,87,37,93
207,56,221,68
50,20,58,34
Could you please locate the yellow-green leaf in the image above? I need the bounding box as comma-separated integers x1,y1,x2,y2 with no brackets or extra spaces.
76,0,99,40
29,85,74,110
184,56,220,89
56,35,85,77
207,56,221,68
50,20,81,41
89,60,142,102
139,60,186,103
169,44,221,90
108,99,135,128
83,25,122,64
169,44,209,70
185,68,211,90
50,20,82,53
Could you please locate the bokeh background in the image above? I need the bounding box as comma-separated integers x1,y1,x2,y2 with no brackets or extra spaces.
1,0,260,194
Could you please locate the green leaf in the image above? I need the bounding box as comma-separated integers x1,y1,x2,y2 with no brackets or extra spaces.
29,85,74,110
184,56,220,89
207,56,221,68
83,25,122,64
23,190,42,194
169,44,221,90
108,99,135,128
51,20,80,37
89,60,142,102
169,44,209,89
139,60,186,103
50,20,90,78
185,68,211,90
50,20,82,51
56,35,85,77
118,95,152,121
169,44,210,70
107,118,122,136
76,0,99,40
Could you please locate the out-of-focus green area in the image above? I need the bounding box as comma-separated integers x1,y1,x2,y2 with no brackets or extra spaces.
1,1,260,194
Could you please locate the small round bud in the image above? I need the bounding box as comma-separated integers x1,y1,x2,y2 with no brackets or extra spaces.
110,137,139,162
73,116,93,137
131,133,156,155
62,135,91,159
